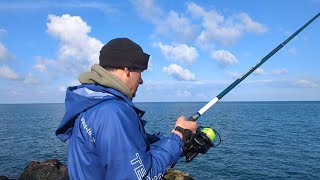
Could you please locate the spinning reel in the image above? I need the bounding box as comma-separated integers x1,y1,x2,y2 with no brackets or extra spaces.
176,126,221,162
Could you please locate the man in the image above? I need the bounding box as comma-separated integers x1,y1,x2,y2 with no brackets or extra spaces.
56,38,197,179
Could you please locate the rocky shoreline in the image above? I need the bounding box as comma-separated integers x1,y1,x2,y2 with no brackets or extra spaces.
0,159,193,180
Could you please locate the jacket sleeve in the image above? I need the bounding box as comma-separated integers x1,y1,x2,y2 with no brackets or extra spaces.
94,101,183,180
146,132,164,144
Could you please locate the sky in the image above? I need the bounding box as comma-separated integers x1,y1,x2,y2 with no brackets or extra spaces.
0,0,319,103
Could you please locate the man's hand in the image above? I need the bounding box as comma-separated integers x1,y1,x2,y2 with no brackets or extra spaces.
172,116,197,139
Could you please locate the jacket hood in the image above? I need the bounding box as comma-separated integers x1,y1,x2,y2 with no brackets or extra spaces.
78,64,133,100
55,84,144,142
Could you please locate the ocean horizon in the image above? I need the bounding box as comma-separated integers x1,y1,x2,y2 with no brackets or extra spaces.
1,101,319,179
1,100,320,105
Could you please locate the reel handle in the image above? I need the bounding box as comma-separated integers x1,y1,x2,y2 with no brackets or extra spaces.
186,151,199,163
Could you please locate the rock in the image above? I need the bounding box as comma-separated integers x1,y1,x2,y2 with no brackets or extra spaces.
18,159,192,180
0,176,9,180
19,159,69,180
164,169,194,180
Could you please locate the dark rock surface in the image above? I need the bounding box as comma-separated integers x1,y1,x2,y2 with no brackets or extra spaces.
1,159,192,180
0,176,9,180
19,159,68,180
163,169,194,180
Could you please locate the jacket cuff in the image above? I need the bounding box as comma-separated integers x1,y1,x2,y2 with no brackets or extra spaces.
169,133,184,148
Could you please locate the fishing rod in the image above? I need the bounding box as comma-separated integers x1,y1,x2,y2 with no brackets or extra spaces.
189,11,320,122
182,12,320,162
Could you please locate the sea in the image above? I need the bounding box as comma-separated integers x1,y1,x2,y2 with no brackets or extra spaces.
0,102,319,180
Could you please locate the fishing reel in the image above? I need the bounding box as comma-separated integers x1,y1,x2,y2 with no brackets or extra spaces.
177,126,221,162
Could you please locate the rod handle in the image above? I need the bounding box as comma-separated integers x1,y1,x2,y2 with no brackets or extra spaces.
188,112,200,122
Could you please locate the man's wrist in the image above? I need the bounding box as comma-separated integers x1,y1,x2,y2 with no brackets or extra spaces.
172,129,183,139
173,126,193,143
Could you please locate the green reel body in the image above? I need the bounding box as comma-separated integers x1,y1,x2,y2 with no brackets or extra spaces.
184,127,220,162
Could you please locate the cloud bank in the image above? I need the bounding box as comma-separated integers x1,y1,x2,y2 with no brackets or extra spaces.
163,64,196,81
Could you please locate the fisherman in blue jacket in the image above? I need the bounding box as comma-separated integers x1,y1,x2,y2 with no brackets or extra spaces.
56,37,197,179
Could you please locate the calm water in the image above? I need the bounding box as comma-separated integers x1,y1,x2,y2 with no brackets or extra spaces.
0,102,319,179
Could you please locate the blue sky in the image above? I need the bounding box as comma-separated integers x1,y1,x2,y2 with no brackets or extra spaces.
0,0,319,103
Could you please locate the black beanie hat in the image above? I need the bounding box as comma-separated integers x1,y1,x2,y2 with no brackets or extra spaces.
99,38,150,71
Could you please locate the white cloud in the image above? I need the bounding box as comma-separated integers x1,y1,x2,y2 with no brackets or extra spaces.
70,79,80,86
37,14,103,79
0,28,7,37
226,71,242,79
33,56,69,78
0,42,14,62
254,68,267,75
155,11,198,41
287,47,297,55
32,63,47,73
57,80,79,93
0,2,117,14
187,2,266,46
133,1,266,46
158,42,198,64
211,50,238,67
130,0,163,22
47,14,103,66
294,80,318,88
177,90,192,97
272,68,288,75
252,68,288,76
132,0,197,42
23,73,38,85
236,13,267,33
11,90,22,96
162,64,196,81
59,86,67,92
0,65,19,80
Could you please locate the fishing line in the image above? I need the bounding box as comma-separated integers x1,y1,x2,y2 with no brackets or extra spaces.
210,127,221,147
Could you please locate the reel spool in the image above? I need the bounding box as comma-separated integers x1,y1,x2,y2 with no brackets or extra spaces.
185,127,221,162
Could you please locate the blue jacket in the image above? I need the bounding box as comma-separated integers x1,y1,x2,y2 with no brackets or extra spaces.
56,84,183,179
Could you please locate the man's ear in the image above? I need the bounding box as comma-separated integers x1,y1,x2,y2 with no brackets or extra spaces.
124,67,130,77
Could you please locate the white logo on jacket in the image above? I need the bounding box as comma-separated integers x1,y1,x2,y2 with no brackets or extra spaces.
131,153,146,179
80,117,95,143
130,153,163,180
